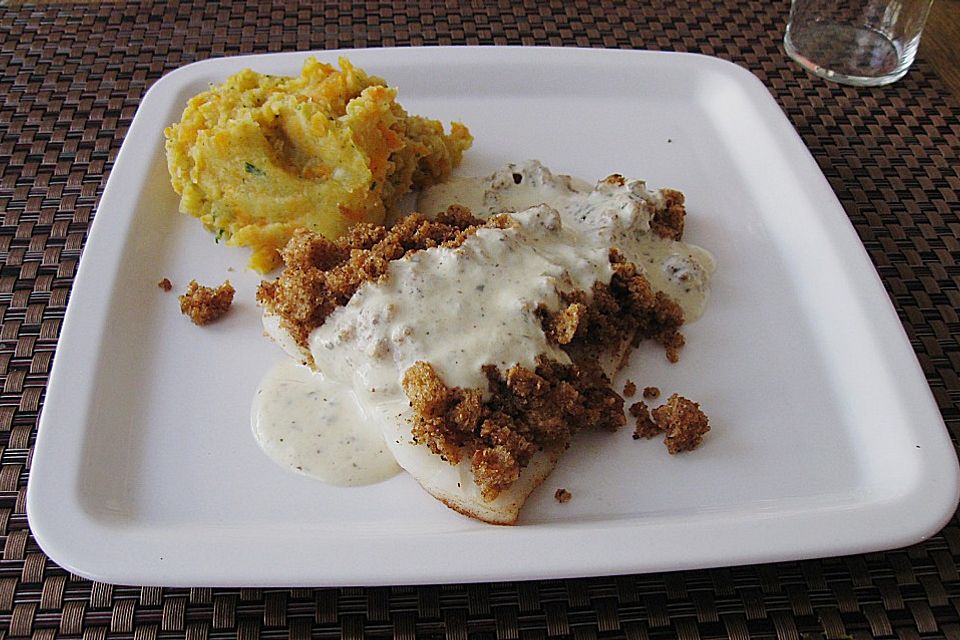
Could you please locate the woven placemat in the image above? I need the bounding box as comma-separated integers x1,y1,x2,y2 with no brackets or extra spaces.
1,1,958,638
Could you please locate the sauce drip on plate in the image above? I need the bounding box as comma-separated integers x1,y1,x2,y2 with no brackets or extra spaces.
252,361,400,486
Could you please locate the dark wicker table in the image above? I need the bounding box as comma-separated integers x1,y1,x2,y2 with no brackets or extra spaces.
1,2,958,638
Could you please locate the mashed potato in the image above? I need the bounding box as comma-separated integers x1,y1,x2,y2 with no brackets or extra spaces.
165,57,472,272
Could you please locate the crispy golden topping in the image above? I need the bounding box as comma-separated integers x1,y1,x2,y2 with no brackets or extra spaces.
402,358,624,501
179,280,235,325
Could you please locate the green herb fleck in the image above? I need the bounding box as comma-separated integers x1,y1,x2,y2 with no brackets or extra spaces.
215,228,225,244
245,162,265,176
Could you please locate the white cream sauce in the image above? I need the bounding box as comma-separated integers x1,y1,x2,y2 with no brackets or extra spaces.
310,205,612,398
251,360,400,485
419,160,715,321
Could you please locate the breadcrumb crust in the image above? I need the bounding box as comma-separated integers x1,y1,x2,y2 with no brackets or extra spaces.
179,280,235,325
403,358,624,501
654,394,711,454
631,394,710,453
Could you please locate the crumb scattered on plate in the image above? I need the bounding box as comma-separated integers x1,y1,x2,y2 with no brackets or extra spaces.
158,278,172,291
630,401,661,440
179,280,235,326
643,386,660,399
554,488,571,503
653,394,710,454
623,380,636,397
631,394,710,452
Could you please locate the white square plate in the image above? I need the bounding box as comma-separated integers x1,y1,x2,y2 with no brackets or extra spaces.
27,47,959,586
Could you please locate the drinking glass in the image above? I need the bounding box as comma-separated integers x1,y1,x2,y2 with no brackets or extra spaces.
784,0,934,86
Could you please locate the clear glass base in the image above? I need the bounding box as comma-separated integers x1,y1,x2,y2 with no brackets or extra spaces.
784,21,917,87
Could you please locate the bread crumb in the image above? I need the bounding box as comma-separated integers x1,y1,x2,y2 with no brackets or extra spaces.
158,278,172,291
402,358,624,501
643,386,660,399
623,380,636,397
546,250,685,362
666,350,679,363
653,394,710,454
630,401,662,439
554,488,571,503
651,188,686,241
179,280,235,326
